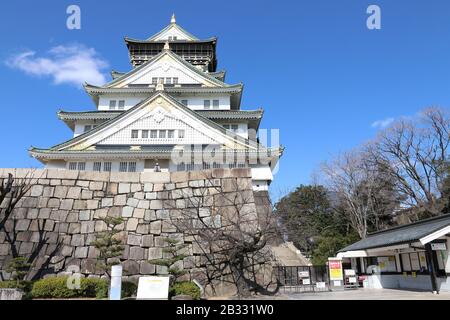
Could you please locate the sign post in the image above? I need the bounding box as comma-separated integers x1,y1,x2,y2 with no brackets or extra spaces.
109,265,123,300
328,258,344,289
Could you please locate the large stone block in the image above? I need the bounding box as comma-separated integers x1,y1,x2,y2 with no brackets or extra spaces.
16,219,30,231
144,210,157,222
100,198,113,207
73,200,87,210
68,223,81,234
170,171,189,183
136,224,149,234
60,199,74,211
85,199,99,210
74,246,89,259
71,234,85,247
80,221,95,234
122,260,140,275
140,261,156,275
150,200,163,210
54,186,68,198
79,211,91,221
126,218,139,231
148,247,162,260
81,189,93,200
142,235,154,248
144,183,153,192
129,247,144,260
110,172,140,183
145,192,157,200
133,208,145,219
30,185,44,197
140,172,170,184
89,181,104,191
118,183,131,194
67,187,82,199
122,206,134,218
114,194,127,206
149,221,161,235
130,183,142,192
127,198,139,208
137,200,150,209
127,234,142,246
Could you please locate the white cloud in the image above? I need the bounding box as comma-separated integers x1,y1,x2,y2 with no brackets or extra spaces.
6,44,108,87
371,117,394,129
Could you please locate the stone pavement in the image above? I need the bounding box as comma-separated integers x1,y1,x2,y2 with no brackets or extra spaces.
282,288,450,300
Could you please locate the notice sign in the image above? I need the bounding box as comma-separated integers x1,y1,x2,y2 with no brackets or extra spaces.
431,243,447,251
137,276,170,300
328,258,343,281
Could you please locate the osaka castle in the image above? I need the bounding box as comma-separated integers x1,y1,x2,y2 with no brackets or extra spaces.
29,15,283,191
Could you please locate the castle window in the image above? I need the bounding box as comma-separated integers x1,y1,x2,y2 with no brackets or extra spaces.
109,100,116,110
93,162,102,172
142,130,149,138
128,162,137,172
173,77,178,84
168,130,175,139
178,130,185,139
118,100,125,110
213,100,219,109
77,162,86,171
68,162,77,170
150,130,157,138
152,77,158,85
166,78,172,84
131,130,139,139
84,125,92,132
119,162,128,172
103,162,112,172
181,100,188,106
204,100,210,109
159,130,166,139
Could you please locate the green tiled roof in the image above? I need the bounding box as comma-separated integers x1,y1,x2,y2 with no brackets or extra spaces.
32,91,273,156
339,213,450,252
101,49,227,88
58,109,262,122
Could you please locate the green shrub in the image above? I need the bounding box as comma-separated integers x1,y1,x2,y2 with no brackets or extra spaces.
121,281,137,298
170,281,201,300
31,277,109,299
0,280,34,300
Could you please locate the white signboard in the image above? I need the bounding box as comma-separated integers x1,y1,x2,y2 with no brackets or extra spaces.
344,269,355,276
348,277,357,283
302,278,311,285
137,276,170,300
316,282,326,289
431,243,447,251
298,271,310,278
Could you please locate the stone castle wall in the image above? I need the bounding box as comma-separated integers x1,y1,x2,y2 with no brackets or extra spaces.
0,168,261,288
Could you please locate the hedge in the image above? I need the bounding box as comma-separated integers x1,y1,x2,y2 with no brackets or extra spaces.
31,277,108,299
170,281,201,300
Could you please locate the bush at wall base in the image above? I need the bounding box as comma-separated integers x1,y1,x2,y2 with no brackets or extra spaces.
29,277,137,299
169,281,201,300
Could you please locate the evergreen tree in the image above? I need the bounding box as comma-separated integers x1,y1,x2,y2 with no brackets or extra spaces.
91,216,124,278
149,237,188,282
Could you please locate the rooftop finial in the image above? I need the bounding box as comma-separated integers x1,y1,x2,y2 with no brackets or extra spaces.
171,13,176,24
163,40,170,50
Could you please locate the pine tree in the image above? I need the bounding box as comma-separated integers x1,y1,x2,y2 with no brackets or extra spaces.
149,237,188,281
91,216,124,278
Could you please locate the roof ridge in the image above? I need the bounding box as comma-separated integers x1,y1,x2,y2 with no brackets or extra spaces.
98,49,229,89
367,212,450,237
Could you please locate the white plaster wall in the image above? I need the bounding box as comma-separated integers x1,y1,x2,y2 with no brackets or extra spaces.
251,166,273,182
152,27,193,41
98,95,147,111
176,95,230,110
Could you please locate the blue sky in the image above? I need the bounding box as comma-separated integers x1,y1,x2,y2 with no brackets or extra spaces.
1,1,450,198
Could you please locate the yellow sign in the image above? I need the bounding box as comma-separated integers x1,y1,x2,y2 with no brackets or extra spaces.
328,259,343,281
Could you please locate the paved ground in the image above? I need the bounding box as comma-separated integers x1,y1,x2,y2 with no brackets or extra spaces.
280,288,450,300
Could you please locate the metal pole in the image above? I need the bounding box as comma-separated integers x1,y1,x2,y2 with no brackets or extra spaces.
425,243,439,294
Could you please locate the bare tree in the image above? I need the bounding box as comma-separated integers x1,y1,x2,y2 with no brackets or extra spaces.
322,150,401,238
366,107,450,217
164,172,280,298
0,170,62,281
